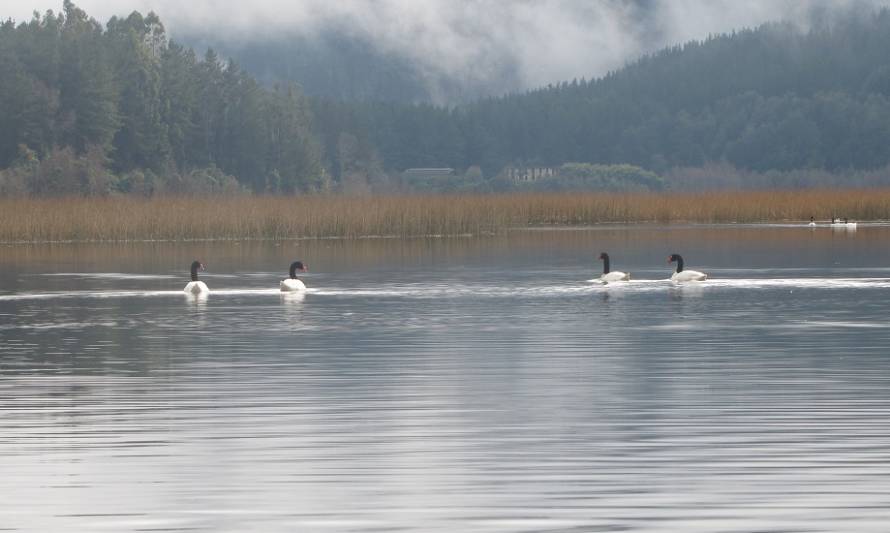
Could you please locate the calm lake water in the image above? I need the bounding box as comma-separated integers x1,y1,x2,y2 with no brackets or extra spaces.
2,225,890,532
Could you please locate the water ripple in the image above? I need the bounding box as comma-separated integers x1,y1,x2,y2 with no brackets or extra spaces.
3,233,890,532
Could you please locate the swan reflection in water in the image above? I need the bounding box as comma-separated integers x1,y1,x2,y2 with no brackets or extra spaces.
280,291,306,305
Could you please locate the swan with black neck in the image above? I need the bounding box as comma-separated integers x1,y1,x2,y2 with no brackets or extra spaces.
668,254,707,282
184,261,209,294
280,261,308,291
597,252,630,283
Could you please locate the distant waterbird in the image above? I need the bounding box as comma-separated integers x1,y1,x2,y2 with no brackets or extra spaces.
830,216,857,230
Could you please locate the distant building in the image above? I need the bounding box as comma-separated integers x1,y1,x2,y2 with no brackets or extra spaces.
502,166,559,182
402,168,456,180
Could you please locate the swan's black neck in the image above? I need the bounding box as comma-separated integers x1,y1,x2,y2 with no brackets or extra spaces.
674,256,684,273
190,261,200,281
289,261,304,279
601,255,611,274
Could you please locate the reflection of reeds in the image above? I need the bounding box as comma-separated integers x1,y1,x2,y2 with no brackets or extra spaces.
2,191,889,242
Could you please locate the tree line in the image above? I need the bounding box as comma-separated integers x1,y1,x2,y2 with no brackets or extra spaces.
7,4,890,196
0,1,323,196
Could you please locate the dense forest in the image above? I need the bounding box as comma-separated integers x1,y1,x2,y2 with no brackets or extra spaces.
6,3,890,196
0,1,323,196
309,10,890,189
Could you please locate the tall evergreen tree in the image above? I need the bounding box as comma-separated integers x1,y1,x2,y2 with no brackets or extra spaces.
58,0,119,153
106,11,168,171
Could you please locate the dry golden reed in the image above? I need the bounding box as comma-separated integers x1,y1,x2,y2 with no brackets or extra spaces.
1,190,888,242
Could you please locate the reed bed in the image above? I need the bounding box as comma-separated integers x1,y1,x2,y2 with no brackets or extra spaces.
1,190,889,243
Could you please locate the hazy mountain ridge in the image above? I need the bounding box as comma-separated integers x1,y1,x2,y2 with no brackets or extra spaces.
172,1,890,106
308,10,890,188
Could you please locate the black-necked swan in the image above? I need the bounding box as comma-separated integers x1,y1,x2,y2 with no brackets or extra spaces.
668,254,707,282
280,261,307,292
598,252,630,283
808,216,816,227
184,260,209,294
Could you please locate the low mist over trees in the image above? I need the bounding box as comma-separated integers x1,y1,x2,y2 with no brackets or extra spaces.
7,3,890,196
183,30,516,105
0,1,322,196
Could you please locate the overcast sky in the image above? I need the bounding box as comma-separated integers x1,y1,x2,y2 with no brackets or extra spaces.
6,0,890,91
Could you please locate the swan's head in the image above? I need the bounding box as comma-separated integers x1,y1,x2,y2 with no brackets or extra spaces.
189,260,205,281
598,252,609,261
289,261,308,279
668,254,685,272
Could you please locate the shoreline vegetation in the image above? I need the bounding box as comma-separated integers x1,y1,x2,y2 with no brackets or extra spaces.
2,190,889,243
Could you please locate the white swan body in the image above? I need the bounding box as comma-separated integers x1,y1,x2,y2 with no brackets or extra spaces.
671,270,707,282
831,222,857,231
184,280,209,294
597,253,630,284
831,217,857,228
600,271,630,283
280,278,306,292
668,254,707,282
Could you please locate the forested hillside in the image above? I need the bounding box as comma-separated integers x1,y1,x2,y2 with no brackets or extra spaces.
6,3,890,196
0,1,322,196
311,11,890,187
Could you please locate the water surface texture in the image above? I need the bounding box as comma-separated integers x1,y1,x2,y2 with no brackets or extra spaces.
2,226,890,532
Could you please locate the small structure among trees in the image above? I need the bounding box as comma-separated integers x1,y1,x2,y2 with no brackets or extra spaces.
502,166,559,182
